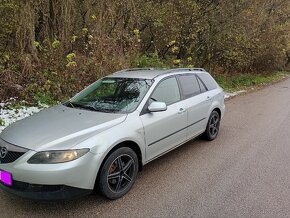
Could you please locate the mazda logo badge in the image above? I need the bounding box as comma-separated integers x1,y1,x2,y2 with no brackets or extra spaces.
0,146,8,159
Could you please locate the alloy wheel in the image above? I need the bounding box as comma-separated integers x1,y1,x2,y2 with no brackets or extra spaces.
107,154,135,193
209,113,220,138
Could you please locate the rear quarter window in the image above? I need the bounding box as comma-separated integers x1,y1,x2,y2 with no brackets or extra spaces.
197,73,218,90
196,76,207,93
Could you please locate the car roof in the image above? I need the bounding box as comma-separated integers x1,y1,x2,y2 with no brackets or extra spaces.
107,68,207,80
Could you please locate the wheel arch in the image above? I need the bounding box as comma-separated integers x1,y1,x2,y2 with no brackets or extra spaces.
108,140,143,170
212,107,221,118
94,140,143,190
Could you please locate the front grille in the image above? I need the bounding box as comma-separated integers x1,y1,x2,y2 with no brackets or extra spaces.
12,180,63,192
0,138,29,164
0,151,26,164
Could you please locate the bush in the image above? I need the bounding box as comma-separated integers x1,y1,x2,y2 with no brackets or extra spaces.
132,53,167,68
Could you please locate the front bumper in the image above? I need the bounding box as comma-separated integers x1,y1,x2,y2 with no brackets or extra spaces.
0,151,103,200
0,180,92,200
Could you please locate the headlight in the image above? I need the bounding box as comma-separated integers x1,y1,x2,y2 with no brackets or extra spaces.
27,149,90,164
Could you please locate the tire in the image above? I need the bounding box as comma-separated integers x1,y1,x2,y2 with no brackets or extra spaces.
99,147,138,200
204,110,220,141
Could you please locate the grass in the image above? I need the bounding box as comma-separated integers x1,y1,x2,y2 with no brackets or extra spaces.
214,71,289,93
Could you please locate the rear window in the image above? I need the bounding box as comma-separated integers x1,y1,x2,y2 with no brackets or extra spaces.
197,73,217,90
178,74,200,98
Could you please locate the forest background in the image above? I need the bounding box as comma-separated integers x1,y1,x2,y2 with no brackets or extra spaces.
1,0,290,105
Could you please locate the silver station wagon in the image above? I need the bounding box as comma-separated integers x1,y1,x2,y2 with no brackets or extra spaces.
0,68,225,200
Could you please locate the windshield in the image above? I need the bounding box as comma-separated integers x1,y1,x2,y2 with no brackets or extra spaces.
65,78,153,113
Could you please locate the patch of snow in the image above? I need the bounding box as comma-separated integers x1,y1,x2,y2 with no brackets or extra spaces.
0,102,48,133
224,90,246,99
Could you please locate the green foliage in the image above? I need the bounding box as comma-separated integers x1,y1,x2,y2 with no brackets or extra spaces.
23,69,61,105
214,72,288,92
1,0,290,103
132,53,167,68
0,1,19,49
52,39,60,49
66,53,76,62
33,92,56,105
0,118,5,126
71,35,77,43
25,84,54,105
66,61,77,68
34,41,40,48
173,59,181,66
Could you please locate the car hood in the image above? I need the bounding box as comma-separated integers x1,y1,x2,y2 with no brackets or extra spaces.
0,105,127,151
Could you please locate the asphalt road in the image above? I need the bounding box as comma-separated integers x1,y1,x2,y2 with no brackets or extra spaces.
1,78,290,217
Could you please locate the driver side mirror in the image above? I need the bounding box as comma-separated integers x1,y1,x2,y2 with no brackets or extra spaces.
148,102,167,112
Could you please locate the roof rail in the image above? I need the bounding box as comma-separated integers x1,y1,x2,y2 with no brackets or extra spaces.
168,68,206,72
124,68,155,72
113,68,155,74
191,68,206,72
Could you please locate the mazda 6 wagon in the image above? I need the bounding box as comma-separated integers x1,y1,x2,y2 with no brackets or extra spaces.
0,68,225,200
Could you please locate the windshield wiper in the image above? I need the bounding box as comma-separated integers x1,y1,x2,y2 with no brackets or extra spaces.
65,101,118,113
65,101,75,108
92,107,116,113
65,101,98,111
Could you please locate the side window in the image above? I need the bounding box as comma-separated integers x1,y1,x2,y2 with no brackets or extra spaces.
150,77,180,105
178,74,201,99
197,73,217,90
196,76,207,93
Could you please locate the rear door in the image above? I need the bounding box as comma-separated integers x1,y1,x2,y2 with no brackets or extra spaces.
177,74,211,140
140,76,188,162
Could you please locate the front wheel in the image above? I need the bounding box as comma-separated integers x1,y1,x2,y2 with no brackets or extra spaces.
204,110,220,141
99,147,138,199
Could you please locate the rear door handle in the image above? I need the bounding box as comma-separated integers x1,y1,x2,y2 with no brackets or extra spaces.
206,96,212,101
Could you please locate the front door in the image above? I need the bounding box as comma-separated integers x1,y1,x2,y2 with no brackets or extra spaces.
140,76,187,162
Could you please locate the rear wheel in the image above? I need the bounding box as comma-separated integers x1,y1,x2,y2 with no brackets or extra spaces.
99,147,138,199
204,110,220,141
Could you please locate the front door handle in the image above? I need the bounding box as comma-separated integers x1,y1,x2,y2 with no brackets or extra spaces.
178,108,187,114
206,96,212,101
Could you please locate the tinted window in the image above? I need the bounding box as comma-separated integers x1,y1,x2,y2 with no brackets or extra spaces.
197,76,207,93
178,74,200,98
197,73,217,90
150,77,180,105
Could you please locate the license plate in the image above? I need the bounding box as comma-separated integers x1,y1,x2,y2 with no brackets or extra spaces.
0,170,12,186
